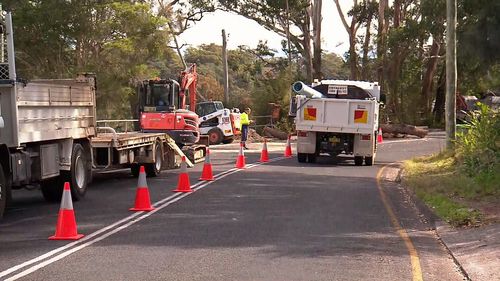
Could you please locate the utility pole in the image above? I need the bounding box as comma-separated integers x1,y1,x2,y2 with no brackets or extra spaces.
222,29,229,104
445,0,457,149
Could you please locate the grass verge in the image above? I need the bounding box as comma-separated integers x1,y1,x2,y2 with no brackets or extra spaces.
403,150,499,227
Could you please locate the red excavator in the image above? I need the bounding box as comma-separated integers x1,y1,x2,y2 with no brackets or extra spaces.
138,64,201,145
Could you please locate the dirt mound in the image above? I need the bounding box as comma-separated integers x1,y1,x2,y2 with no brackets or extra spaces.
248,129,266,142
234,129,267,142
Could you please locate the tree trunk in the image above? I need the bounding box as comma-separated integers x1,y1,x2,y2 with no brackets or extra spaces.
348,32,360,80
361,7,373,80
334,0,360,80
302,10,314,83
433,66,446,123
387,0,403,122
312,0,323,80
420,39,441,116
263,126,289,140
377,0,388,84
380,124,428,138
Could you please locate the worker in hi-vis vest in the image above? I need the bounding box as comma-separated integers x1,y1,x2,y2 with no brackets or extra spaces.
240,107,252,149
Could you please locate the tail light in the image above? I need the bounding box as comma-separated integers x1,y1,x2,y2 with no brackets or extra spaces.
361,134,371,140
297,131,308,137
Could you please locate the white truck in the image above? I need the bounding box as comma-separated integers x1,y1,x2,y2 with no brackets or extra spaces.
290,80,381,166
196,101,241,145
0,11,187,218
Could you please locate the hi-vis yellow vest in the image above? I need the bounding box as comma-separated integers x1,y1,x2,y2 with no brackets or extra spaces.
240,112,249,129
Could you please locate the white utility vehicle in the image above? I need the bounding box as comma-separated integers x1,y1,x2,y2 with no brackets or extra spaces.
290,80,381,166
196,101,241,145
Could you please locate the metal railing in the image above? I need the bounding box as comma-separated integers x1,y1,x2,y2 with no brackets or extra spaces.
249,115,276,130
96,119,139,133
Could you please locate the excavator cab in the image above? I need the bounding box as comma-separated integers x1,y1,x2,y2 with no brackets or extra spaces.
138,79,180,113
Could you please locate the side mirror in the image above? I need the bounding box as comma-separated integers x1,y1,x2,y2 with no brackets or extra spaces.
288,93,297,117
380,93,386,105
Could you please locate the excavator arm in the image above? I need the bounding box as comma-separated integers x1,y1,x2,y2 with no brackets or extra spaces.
179,64,197,110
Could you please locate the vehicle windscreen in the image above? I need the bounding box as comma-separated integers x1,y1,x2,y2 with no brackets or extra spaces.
143,83,175,112
215,102,224,111
196,103,217,116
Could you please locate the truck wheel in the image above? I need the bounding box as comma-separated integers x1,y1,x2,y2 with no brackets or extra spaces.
307,154,316,163
145,141,162,177
297,153,307,163
130,164,140,177
62,143,89,201
208,128,223,145
354,156,364,166
0,164,7,218
365,156,374,166
41,177,63,202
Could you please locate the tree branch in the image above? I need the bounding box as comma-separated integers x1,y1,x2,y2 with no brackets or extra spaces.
333,0,350,32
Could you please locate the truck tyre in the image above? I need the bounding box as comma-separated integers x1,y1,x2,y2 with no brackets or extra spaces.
0,164,7,219
208,128,223,145
354,156,364,166
297,153,307,163
365,156,374,166
145,141,162,177
307,154,317,163
62,143,89,201
41,177,63,202
130,164,140,177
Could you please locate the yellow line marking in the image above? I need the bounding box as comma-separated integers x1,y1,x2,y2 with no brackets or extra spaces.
377,165,424,281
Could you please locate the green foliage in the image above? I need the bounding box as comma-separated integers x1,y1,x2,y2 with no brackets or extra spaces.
6,0,175,119
456,103,500,176
405,105,499,226
252,70,293,120
419,193,482,227
321,53,349,80
7,0,497,125
404,150,491,227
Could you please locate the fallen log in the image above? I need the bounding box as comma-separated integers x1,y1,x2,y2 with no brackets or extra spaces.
380,124,428,138
262,126,289,140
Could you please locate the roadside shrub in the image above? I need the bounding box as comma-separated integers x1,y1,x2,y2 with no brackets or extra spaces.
456,103,500,176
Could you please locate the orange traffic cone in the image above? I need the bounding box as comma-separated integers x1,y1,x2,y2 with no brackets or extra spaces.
377,127,384,143
130,166,155,211
284,135,292,158
199,148,214,181
49,182,84,240
260,139,269,162
235,142,246,169
173,156,193,192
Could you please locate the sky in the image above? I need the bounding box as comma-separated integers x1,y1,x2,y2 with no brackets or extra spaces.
178,1,353,56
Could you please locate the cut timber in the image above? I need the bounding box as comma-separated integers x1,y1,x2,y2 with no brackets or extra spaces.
262,127,288,140
379,124,428,138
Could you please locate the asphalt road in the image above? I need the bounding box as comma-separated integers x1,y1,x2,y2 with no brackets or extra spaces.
0,133,465,280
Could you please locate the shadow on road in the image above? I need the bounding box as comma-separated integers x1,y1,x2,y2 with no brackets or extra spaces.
93,165,441,261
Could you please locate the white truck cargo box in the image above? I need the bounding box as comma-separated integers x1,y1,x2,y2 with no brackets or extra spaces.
295,97,379,135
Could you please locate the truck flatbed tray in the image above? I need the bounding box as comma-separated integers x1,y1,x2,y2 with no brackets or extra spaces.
91,132,168,150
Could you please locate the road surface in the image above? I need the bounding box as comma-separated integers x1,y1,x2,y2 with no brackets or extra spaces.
0,133,464,280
